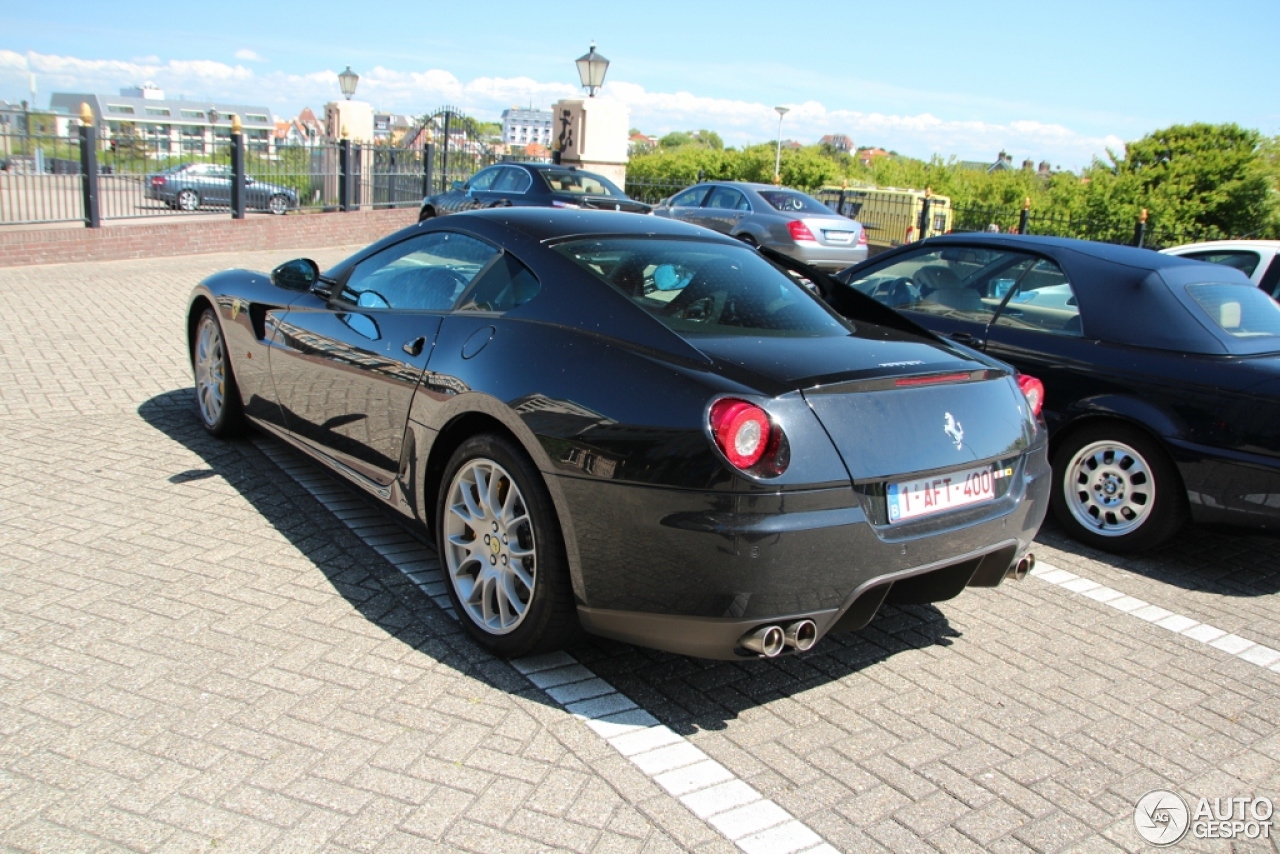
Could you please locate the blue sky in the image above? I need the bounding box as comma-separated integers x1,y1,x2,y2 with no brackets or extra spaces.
3,0,1277,169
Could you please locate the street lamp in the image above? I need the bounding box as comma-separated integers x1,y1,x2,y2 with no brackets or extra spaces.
575,43,609,97
338,66,359,100
773,106,790,183
208,107,220,155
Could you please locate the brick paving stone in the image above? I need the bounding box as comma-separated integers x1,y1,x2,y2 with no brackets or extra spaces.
3,247,1280,853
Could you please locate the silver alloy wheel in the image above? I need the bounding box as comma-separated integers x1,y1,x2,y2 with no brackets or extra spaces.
1062,438,1155,537
269,194,288,215
444,458,537,635
194,314,226,427
178,189,199,211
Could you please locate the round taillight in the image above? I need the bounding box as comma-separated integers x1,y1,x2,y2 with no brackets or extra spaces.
710,399,771,469
1016,374,1045,418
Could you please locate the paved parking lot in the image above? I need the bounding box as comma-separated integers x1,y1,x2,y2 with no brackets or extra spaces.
1,248,1277,853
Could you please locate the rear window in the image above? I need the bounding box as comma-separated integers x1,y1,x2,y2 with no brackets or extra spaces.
1186,283,1280,339
757,190,829,214
554,238,852,337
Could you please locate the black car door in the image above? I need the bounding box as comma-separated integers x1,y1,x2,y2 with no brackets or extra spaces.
269,230,501,488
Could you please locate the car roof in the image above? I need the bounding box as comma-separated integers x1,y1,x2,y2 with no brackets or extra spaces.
1161,239,1280,254
452,206,740,243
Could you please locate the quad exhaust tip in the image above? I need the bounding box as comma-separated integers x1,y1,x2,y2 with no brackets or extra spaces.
784,619,818,652
739,620,819,657
1011,553,1036,581
739,625,785,658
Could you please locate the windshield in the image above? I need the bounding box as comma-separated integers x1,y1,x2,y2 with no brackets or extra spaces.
757,190,830,215
554,238,853,337
540,170,625,197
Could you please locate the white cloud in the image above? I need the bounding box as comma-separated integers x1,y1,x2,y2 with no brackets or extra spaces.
0,49,1122,167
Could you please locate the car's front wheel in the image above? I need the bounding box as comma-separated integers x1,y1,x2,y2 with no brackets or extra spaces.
192,308,245,437
418,206,436,223
177,189,200,212
437,435,579,657
267,194,290,215
1051,423,1186,553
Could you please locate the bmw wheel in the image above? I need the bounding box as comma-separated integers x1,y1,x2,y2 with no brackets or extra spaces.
177,189,200,212
192,308,245,437
437,434,578,657
1051,423,1185,553
268,194,290,215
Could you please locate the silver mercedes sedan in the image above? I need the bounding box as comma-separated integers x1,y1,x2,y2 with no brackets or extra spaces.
653,181,867,270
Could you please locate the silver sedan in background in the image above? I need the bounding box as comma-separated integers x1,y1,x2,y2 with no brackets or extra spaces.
653,181,867,270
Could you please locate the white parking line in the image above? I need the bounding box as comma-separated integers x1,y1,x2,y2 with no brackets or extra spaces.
1030,562,1280,673
255,439,838,854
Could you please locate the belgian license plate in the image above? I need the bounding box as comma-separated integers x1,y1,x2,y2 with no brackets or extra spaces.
823,230,853,244
887,464,996,523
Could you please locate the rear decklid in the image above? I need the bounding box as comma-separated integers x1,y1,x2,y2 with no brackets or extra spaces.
693,333,1035,480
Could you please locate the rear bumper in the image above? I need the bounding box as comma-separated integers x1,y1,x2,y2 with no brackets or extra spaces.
557,439,1050,659
770,241,869,271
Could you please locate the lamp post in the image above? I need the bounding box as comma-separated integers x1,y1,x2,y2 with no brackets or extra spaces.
339,66,359,100
208,108,219,156
773,106,789,184
575,43,609,97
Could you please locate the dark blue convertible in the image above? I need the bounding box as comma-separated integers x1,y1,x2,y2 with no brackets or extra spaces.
836,233,1280,553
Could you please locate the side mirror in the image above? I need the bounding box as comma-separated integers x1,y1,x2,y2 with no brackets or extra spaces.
271,258,320,292
451,180,465,191
244,176,254,185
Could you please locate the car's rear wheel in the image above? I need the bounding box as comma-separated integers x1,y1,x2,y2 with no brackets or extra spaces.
267,194,289,215
1051,423,1185,553
736,233,758,247
418,206,436,222
177,189,200,212
192,308,245,437
437,434,579,658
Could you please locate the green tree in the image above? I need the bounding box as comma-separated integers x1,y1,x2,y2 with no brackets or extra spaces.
1085,123,1278,242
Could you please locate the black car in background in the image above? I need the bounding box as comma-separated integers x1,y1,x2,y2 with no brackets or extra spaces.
419,162,650,220
146,163,298,214
834,233,1280,553
187,209,1048,660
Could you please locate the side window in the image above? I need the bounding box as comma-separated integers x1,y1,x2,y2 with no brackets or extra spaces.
491,168,532,193
465,167,501,192
842,248,1031,322
670,187,710,208
994,258,1082,336
456,252,541,312
339,232,499,311
705,187,747,210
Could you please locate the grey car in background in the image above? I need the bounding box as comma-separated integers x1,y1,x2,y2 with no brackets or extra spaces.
146,163,298,215
653,181,867,270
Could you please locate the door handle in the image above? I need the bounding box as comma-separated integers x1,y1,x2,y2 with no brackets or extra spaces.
402,336,425,357
949,332,978,345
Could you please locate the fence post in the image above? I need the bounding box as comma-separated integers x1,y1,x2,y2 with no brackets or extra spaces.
1133,208,1148,248
1018,197,1030,235
918,187,932,239
441,112,452,189
77,102,101,228
339,135,352,212
837,179,847,216
423,141,435,200
230,114,246,220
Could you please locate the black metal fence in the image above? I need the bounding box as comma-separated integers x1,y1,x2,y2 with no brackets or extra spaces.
0,106,498,227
